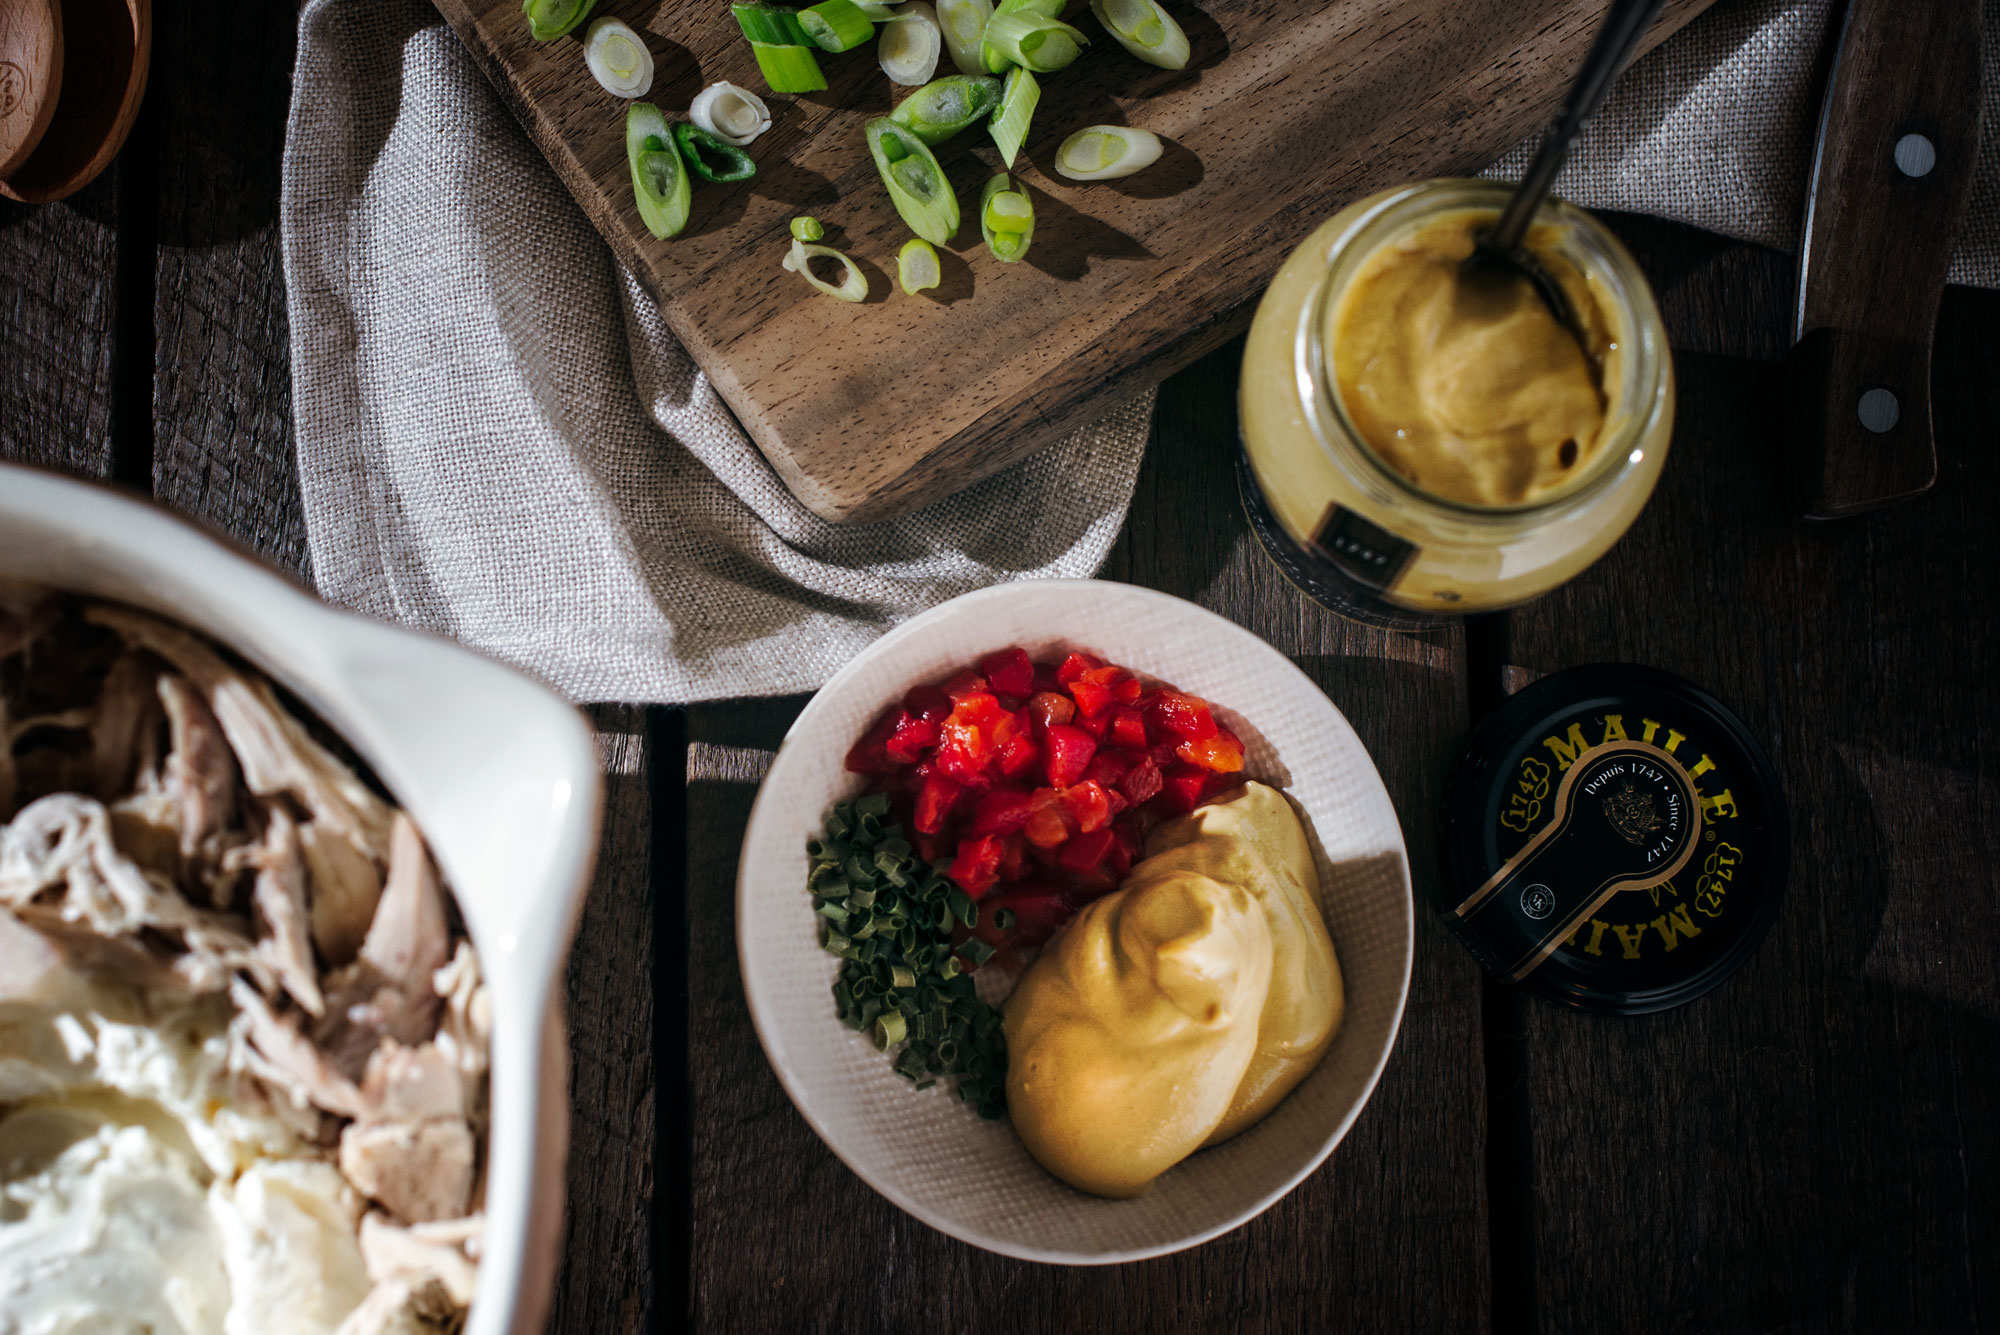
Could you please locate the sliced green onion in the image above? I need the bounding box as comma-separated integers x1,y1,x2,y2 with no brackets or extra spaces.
524,0,596,40
936,0,993,75
790,214,824,241
864,118,959,244
983,12,1087,71
584,17,653,96
732,2,814,45
875,1010,909,1049
626,104,691,239
889,74,1002,145
800,0,875,51
690,82,772,146
958,936,996,966
783,237,869,302
1089,0,1189,68
979,173,1034,262
750,40,829,93
672,122,757,183
1054,123,1161,179
981,0,1066,72
851,0,899,16
987,65,1039,168
879,2,943,85
897,238,942,294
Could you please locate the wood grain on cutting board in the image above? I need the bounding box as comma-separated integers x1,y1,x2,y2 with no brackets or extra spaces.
431,0,1715,522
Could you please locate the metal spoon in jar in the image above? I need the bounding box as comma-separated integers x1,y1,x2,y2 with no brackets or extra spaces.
1465,0,1670,345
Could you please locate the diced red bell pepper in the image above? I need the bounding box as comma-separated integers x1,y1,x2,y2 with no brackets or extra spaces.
936,723,992,786
1027,691,1076,731
1149,740,1183,769
1067,676,1114,719
884,710,940,764
969,788,1038,837
998,834,1029,881
1055,652,1102,686
1152,691,1219,741
1109,706,1149,750
1113,674,1143,704
1119,755,1164,805
1057,828,1117,875
1156,762,1211,815
1104,832,1134,880
843,711,902,775
951,692,1006,730
1177,728,1246,774
1074,709,1111,741
1030,661,1064,695
1043,724,1098,788
902,683,953,724
978,647,1035,697
996,731,1041,779
912,829,949,864
948,834,1007,898
1081,752,1130,793
1061,780,1112,833
943,669,989,703
1023,791,1070,849
984,884,1073,948
914,771,962,835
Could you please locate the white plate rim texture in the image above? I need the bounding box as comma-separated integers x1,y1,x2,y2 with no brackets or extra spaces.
736,579,1415,1264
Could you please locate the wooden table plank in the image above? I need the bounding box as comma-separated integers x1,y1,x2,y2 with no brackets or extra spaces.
686,341,1488,1332
0,185,119,477
549,704,661,1334
1500,232,2000,1333
149,0,309,574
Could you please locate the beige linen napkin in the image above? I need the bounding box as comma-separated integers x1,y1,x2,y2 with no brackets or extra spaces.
281,0,1996,705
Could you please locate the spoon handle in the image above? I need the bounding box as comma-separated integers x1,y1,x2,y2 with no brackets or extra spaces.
1486,0,1671,255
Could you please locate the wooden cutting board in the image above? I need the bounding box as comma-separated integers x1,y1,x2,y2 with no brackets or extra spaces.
433,0,1714,522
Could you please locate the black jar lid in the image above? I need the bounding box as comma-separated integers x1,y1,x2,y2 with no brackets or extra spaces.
1441,664,1789,1015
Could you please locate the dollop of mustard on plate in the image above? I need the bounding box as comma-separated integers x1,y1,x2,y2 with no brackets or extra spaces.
1331,211,1613,508
1002,782,1343,1199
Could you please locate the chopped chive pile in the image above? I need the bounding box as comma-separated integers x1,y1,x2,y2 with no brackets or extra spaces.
809,792,1007,1118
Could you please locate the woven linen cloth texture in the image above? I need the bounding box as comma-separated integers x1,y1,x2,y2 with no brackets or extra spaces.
282,0,1999,706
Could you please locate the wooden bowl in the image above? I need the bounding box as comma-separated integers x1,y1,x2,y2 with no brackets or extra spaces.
1,0,149,203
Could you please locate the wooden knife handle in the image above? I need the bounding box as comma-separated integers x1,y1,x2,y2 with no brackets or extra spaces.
1789,0,1982,519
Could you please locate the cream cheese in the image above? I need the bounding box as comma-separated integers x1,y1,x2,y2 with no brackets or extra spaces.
0,986,369,1335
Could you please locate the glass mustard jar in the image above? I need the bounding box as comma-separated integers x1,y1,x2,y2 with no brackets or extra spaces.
1236,179,1675,626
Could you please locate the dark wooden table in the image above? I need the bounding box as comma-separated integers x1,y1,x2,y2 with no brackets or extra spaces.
4,7,1994,1332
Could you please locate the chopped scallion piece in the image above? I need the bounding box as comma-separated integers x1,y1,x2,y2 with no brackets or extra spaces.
852,0,898,15
523,0,596,40
790,215,824,241
864,118,960,244
879,2,943,85
782,237,870,302
626,103,691,239
982,12,1087,71
875,1010,909,1049
897,238,942,294
690,82,772,146
750,40,829,93
1053,123,1162,179
800,0,875,51
731,2,814,45
987,65,1039,168
584,17,654,96
936,0,993,75
889,74,1003,145
979,173,1034,262
981,0,1066,72
1089,0,1190,69
671,122,757,183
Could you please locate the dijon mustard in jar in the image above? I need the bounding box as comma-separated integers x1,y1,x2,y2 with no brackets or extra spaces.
1236,180,1674,625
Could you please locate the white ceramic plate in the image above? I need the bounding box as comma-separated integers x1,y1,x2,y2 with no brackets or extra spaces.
737,580,1414,1263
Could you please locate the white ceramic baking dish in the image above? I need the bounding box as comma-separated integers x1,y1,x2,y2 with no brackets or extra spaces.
0,463,601,1334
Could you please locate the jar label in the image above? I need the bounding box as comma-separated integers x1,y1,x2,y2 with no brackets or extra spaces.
1455,740,1701,980
1308,505,1417,591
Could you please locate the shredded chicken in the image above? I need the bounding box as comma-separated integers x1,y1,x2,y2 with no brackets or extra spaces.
1,592,491,1330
